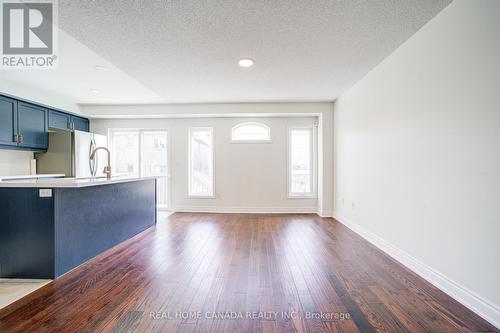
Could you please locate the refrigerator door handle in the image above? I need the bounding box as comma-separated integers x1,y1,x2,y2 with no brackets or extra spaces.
89,137,97,177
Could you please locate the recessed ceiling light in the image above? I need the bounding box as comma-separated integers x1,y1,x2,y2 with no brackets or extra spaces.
94,65,107,71
238,58,254,68
90,88,99,93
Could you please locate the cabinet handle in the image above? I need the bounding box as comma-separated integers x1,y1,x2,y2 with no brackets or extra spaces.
19,135,23,143
14,134,19,143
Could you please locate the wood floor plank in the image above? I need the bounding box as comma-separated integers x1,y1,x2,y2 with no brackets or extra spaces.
0,213,497,333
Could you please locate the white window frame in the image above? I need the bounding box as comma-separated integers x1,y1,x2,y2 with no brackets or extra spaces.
188,127,215,198
287,126,317,198
230,122,271,143
108,128,171,210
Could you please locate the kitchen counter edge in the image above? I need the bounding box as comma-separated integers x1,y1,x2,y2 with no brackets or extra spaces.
0,176,161,188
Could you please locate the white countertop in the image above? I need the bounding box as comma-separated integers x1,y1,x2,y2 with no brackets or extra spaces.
0,176,159,188
0,174,65,181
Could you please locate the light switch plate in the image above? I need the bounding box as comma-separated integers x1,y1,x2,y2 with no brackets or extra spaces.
39,189,52,197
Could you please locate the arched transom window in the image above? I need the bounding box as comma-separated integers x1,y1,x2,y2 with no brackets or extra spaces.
231,122,271,142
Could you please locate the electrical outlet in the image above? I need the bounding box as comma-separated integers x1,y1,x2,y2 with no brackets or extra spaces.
39,189,52,197
351,201,355,210
342,198,345,206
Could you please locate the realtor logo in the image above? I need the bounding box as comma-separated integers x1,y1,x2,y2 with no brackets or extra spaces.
1,0,58,68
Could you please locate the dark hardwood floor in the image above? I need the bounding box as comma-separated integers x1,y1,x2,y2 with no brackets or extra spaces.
0,213,497,332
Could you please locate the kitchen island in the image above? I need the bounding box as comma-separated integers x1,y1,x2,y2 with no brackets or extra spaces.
0,177,157,279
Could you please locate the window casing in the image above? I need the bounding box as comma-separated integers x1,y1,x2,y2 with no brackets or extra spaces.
288,127,315,197
231,122,271,142
189,127,214,197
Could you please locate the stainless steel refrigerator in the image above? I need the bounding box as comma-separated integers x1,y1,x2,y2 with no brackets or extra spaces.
35,130,108,178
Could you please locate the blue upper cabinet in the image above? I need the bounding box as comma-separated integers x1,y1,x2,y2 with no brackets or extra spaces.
17,102,48,150
48,110,71,130
71,116,90,132
0,93,90,151
48,110,89,132
0,96,18,147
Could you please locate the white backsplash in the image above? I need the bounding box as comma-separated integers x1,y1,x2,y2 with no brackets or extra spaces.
0,150,33,176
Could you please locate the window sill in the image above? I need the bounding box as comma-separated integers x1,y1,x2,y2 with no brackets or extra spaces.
188,195,216,199
287,194,317,199
230,140,272,144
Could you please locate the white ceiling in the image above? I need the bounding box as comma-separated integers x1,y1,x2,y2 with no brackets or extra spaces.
3,0,452,105
1,29,163,105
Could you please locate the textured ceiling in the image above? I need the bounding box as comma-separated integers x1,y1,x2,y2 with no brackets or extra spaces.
51,1,453,103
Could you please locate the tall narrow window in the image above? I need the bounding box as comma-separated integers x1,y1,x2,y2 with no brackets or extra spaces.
189,127,214,197
141,131,169,208
289,127,313,197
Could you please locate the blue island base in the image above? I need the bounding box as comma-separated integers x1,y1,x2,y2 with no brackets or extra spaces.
0,179,157,279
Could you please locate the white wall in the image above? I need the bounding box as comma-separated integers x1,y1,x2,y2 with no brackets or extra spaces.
0,150,33,176
92,116,319,213
333,0,500,326
0,80,81,114
85,102,334,215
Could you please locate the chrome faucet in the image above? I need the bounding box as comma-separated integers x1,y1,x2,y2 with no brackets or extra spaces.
90,147,112,179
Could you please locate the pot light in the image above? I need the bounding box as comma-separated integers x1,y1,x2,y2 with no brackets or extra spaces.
94,65,107,71
90,88,99,93
238,58,254,68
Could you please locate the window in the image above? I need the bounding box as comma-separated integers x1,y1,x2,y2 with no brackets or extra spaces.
189,127,214,197
141,131,169,208
231,122,271,142
110,129,169,209
288,127,314,197
110,131,140,176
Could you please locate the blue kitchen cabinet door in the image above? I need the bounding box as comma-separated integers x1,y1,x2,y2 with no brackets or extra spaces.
0,96,18,147
17,102,48,149
71,115,90,132
49,109,71,130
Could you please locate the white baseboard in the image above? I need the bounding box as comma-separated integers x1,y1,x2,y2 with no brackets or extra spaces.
172,206,318,214
157,210,174,217
332,211,500,329
317,210,333,217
